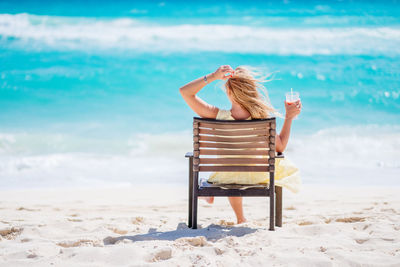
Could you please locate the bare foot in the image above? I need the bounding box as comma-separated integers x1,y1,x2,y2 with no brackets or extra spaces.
200,196,214,204
237,217,247,224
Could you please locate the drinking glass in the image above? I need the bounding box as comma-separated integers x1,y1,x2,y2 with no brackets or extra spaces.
285,91,300,119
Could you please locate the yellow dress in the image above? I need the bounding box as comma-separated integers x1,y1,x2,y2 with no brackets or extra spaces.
207,109,301,193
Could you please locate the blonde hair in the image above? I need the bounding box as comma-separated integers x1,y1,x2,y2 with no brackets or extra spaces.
225,66,278,119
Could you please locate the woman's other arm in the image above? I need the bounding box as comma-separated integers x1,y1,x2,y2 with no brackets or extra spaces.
276,100,302,153
179,65,234,118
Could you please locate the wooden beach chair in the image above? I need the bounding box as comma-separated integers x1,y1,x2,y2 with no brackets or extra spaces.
185,117,283,231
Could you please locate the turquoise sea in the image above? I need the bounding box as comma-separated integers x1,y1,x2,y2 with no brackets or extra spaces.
0,0,399,189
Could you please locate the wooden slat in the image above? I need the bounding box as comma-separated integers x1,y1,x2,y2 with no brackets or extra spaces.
199,142,268,149
199,166,270,172
199,149,268,156
197,187,269,197
199,122,269,130
195,117,272,123
201,183,267,189
200,158,269,165
199,128,268,136
199,135,268,143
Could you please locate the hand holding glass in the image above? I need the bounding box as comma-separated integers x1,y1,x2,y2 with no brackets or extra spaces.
285,91,300,119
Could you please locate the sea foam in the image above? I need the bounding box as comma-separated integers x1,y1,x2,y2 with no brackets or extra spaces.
1,13,400,55
0,125,399,189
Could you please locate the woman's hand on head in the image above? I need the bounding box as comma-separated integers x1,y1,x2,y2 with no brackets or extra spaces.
213,65,235,80
284,100,302,120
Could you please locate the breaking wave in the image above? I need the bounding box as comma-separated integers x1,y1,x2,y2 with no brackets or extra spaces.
1,13,400,55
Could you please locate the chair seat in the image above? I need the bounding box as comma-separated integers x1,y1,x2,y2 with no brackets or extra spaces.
200,179,269,190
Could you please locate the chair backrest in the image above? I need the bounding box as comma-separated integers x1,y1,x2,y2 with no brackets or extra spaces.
192,117,276,173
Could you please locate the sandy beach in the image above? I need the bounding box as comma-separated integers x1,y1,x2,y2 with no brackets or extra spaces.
0,185,399,266
1,1,400,266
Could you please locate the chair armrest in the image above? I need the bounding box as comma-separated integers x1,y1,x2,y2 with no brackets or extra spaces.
276,152,284,158
185,152,193,158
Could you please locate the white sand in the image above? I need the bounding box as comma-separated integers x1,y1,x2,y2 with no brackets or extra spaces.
0,185,399,266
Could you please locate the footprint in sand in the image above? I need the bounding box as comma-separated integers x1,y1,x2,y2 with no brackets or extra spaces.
297,221,313,226
362,224,370,230
103,236,118,245
67,218,83,222
17,207,40,212
350,223,371,231
27,253,38,259
109,228,128,235
214,247,225,255
355,239,369,244
132,217,145,225
0,227,23,240
336,217,365,223
57,239,102,248
99,236,130,245
176,236,208,247
218,220,234,227
147,247,172,262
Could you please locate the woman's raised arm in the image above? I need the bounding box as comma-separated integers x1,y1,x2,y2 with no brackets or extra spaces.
179,65,234,118
276,100,302,152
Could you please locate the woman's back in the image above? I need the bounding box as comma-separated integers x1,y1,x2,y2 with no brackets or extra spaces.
216,109,251,121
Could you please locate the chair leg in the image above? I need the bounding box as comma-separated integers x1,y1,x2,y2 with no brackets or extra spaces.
191,193,198,229
191,172,198,229
275,186,282,227
188,157,193,228
188,196,193,228
269,173,275,231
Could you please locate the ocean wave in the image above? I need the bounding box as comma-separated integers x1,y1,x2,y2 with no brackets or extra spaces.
288,125,400,185
0,125,399,189
0,131,192,156
1,13,400,55
0,131,192,189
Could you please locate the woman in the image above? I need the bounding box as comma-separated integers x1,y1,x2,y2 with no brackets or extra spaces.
179,65,302,224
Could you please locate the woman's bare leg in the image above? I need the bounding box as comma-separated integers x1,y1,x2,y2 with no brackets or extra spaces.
199,196,214,204
228,197,247,224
